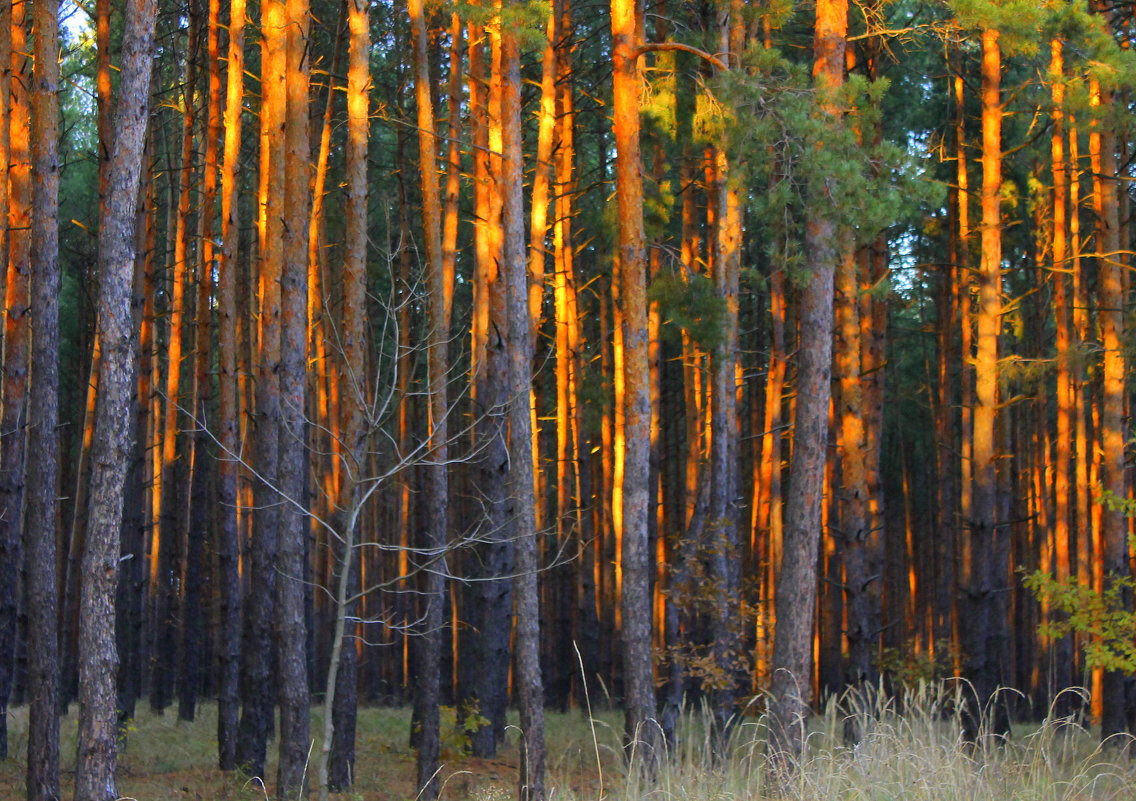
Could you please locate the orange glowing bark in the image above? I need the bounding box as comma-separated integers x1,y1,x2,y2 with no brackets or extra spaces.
1048,38,1076,708
1090,75,1127,741
409,0,448,792
610,0,658,754
215,0,245,770
962,26,1007,739
236,0,285,775
155,10,199,713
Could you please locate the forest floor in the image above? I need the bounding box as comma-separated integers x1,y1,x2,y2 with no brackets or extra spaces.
3,688,1136,800
0,703,614,801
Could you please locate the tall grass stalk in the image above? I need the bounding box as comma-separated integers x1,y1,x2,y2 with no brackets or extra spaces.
574,682,1135,801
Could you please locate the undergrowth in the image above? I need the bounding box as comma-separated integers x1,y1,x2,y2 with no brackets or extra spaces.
1,683,1132,800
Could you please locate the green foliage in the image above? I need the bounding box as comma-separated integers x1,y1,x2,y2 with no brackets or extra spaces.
421,700,492,758
710,43,939,284
648,271,726,350
949,0,1055,55
1025,490,1136,674
876,641,956,687
452,0,550,52
1025,568,1136,674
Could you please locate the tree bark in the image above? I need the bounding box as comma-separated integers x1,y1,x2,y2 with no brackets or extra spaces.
408,0,448,793
236,0,286,776
769,0,845,767
464,10,513,758
25,0,61,796
963,26,1008,741
500,25,547,800
275,0,312,793
323,1,369,790
215,0,246,770
0,0,26,768
154,6,199,715
75,0,158,794
610,0,660,763
1090,78,1128,742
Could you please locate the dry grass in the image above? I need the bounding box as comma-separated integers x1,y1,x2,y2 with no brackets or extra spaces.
1,684,1133,800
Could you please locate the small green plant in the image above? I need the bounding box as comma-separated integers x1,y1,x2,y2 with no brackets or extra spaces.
875,640,956,687
439,699,492,758
1025,489,1136,674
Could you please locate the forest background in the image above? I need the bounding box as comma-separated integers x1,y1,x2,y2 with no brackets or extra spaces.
1,0,1135,799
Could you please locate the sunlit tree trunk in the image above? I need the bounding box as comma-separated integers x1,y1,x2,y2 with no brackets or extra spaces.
154,7,200,715
610,0,659,761
836,236,875,688
74,0,158,794
275,0,312,793
409,0,448,792
0,0,6,580
954,56,973,666
236,0,285,776
1090,76,1128,741
1048,38,1076,709
463,10,513,759
178,0,223,724
499,25,547,797
25,0,61,795
215,0,245,770
0,0,26,768
707,5,743,736
963,26,1008,740
769,0,845,765
324,1,369,791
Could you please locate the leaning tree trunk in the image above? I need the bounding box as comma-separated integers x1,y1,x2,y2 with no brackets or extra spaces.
74,0,158,795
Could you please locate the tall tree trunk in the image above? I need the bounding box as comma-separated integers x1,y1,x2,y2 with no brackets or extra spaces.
0,0,26,767
154,8,199,714
464,9,513,758
1048,38,1076,710
178,0,223,723
118,146,152,732
74,0,158,794
836,238,875,688
236,0,286,775
769,0,845,766
963,27,1008,741
276,0,312,793
0,23,6,743
709,142,742,735
610,0,659,761
215,0,246,769
1090,78,1128,742
25,0,61,796
323,0,369,792
499,27,548,799
409,0,448,793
